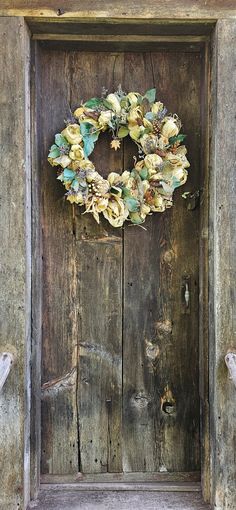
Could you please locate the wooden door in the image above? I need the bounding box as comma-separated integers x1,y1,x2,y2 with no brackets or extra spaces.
39,45,201,478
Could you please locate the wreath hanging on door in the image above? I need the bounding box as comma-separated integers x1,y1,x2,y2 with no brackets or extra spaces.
48,87,190,227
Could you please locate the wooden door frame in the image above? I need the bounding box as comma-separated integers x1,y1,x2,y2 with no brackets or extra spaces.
0,9,235,510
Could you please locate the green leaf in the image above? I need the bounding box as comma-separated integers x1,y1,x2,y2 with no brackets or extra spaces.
80,122,93,136
139,167,148,180
122,186,131,198
124,197,139,212
48,148,60,159
63,168,76,180
83,137,95,158
144,88,156,104
169,134,186,145
118,126,129,138
55,133,69,148
84,97,103,108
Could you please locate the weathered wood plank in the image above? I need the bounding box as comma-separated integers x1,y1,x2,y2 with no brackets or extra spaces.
199,42,210,503
31,40,43,500
0,16,31,510
39,48,79,475
209,19,236,510
0,1,236,19
122,51,201,473
69,52,124,474
41,471,201,484
122,52,160,473
28,20,214,37
28,486,210,510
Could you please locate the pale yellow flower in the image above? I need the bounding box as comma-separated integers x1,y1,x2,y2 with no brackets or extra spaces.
85,196,109,224
73,106,85,119
62,124,82,145
106,94,121,114
140,203,151,220
79,159,95,172
127,92,142,106
161,118,179,138
67,192,84,205
127,106,143,127
151,101,164,115
103,195,129,228
144,154,163,170
50,155,71,168
69,144,84,161
98,110,113,130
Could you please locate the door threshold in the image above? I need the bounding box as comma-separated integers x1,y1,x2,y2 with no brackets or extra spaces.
28,485,210,510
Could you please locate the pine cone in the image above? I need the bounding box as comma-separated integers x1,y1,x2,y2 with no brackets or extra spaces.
152,120,161,135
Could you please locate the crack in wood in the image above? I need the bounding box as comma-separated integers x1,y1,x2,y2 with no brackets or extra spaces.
41,367,77,399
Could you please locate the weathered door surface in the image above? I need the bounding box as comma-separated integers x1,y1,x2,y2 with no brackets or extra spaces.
39,46,201,477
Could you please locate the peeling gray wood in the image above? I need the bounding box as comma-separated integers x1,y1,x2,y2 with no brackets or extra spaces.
0,352,14,392
209,19,236,510
0,16,31,510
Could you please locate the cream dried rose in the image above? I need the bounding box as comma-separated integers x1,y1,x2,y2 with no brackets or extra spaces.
98,110,113,130
50,155,71,168
144,154,163,170
103,195,129,228
62,124,83,145
161,118,179,138
69,145,84,161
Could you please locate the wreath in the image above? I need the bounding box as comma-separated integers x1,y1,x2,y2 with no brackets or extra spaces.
48,87,190,227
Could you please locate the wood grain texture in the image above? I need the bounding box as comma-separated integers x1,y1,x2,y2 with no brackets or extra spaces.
39,47,201,479
199,42,210,503
122,51,201,473
39,49,79,475
31,40,43,500
209,19,236,510
0,1,236,19
0,16,31,510
70,52,124,474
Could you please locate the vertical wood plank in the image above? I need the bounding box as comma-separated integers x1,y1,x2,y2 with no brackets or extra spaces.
69,52,124,473
209,20,236,510
0,17,31,510
40,48,79,475
199,43,210,503
31,40,42,500
122,51,201,472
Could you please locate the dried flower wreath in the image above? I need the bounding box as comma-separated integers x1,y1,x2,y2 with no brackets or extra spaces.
48,87,190,227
